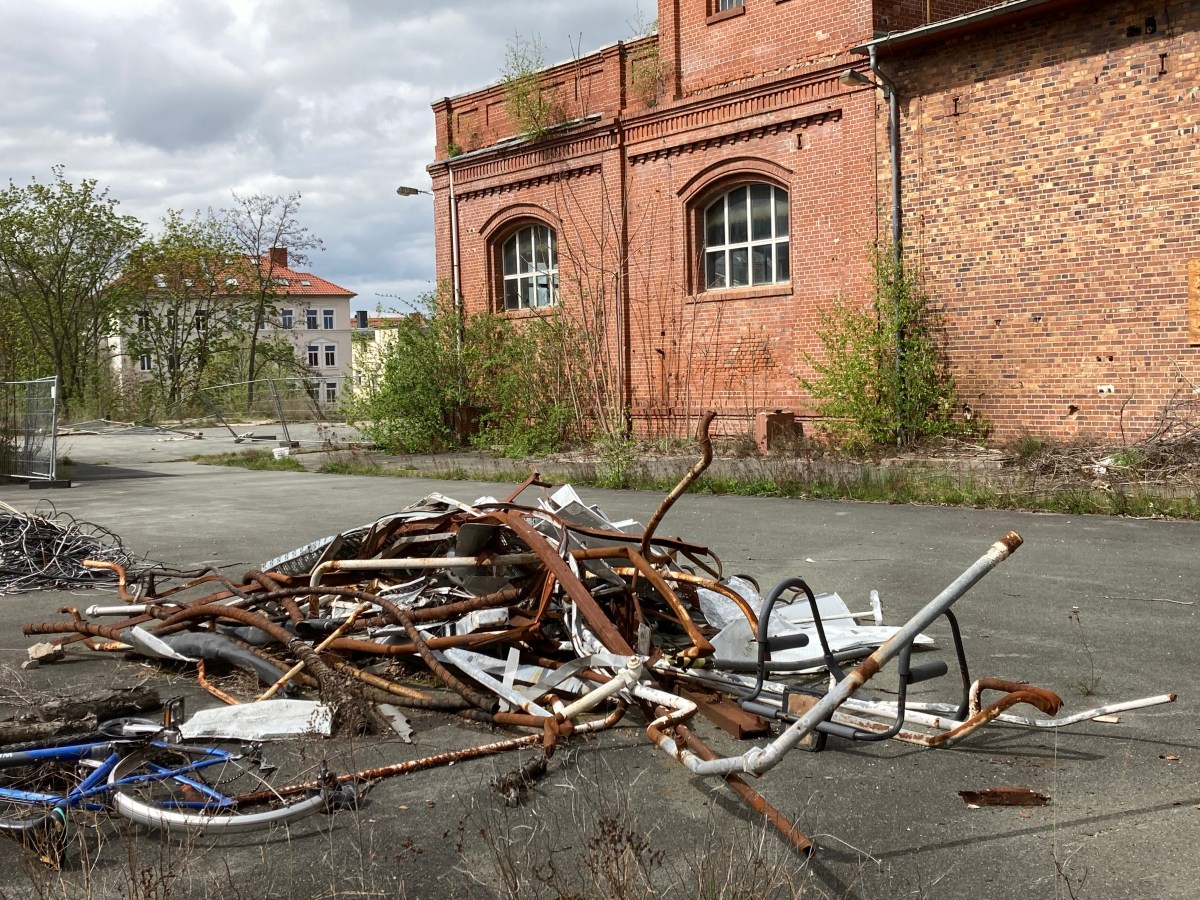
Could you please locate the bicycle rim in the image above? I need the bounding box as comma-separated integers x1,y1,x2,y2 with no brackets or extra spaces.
108,747,328,835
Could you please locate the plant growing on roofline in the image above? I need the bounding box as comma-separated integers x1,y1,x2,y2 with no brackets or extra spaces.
801,244,984,451
501,32,562,140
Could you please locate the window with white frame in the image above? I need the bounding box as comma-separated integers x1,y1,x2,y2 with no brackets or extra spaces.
325,381,337,403
719,0,743,8
703,184,790,290
322,309,334,329
501,224,558,311
306,309,318,329
281,308,294,329
307,344,320,367
324,344,336,368
138,355,152,372
137,310,150,332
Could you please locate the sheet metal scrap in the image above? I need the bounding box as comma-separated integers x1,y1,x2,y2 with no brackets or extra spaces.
16,415,1177,855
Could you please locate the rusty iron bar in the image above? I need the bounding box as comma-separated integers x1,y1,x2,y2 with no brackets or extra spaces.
488,509,634,655
609,564,759,632
677,725,815,858
196,659,241,706
231,733,546,805
640,411,716,564
257,604,371,701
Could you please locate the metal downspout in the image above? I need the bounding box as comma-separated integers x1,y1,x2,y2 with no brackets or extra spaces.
448,163,463,357
870,45,904,446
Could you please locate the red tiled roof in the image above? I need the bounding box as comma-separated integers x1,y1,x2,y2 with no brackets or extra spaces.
257,257,356,298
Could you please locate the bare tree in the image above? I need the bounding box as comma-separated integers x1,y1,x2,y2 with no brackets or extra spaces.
221,192,323,402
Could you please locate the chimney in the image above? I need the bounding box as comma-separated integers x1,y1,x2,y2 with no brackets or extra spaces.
268,247,288,269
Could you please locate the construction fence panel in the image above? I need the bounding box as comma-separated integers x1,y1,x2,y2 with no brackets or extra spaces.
0,376,60,482
193,378,337,445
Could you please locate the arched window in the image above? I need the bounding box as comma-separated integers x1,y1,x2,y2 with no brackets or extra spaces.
703,184,789,290
501,224,558,310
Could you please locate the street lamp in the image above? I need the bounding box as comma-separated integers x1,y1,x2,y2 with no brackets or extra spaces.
395,181,464,364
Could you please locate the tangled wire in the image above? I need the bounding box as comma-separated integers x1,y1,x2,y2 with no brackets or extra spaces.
0,501,142,595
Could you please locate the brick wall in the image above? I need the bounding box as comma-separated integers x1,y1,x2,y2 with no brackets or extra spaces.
888,0,1200,440
429,0,1197,443
875,0,998,32
659,0,873,101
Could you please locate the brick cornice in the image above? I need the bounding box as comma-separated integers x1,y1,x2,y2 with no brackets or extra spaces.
438,129,615,196
455,162,603,202
629,108,840,165
623,68,846,162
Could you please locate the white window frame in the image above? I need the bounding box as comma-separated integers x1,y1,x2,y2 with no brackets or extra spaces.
281,308,294,329
138,355,152,372
703,184,790,291
307,344,320,367
501,224,558,311
323,344,337,368
325,381,337,403
716,0,743,10
322,308,334,330
306,309,318,330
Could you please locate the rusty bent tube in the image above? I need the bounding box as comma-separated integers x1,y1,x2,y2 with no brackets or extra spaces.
650,531,1025,778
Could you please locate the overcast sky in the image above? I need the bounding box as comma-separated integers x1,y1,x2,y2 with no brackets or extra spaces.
0,0,651,313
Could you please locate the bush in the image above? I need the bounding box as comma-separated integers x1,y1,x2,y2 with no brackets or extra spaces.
344,290,462,454
802,245,979,451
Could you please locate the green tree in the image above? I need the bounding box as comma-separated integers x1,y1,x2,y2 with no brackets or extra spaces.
345,288,463,454
0,167,144,415
120,211,251,416
221,192,323,402
802,246,966,451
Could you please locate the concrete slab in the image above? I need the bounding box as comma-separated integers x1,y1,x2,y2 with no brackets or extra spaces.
0,444,1195,899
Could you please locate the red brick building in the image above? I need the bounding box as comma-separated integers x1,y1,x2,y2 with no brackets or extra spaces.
428,0,1200,442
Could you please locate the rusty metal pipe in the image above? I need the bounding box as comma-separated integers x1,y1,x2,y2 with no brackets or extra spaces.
610,567,759,633
677,725,815,857
640,411,715,563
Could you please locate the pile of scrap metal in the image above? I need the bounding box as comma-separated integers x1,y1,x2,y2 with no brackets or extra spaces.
18,416,1176,855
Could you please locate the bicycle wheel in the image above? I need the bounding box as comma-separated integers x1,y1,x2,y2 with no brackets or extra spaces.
108,743,330,835
0,754,75,859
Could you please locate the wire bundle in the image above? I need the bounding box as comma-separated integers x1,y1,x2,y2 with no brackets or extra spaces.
0,501,141,594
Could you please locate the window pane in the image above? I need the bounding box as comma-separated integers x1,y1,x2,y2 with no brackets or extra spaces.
504,278,519,310
751,245,773,284
774,189,789,237
518,229,534,274
750,185,773,241
706,251,725,289
727,187,748,244
729,247,749,287
535,275,551,308
503,236,517,276
777,241,790,281
705,199,725,248
534,227,550,270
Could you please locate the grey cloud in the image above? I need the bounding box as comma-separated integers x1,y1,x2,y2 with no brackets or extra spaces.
0,0,647,308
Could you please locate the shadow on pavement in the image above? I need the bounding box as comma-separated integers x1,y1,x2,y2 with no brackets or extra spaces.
66,463,177,482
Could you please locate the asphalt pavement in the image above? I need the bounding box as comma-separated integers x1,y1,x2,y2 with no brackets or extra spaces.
0,432,1196,899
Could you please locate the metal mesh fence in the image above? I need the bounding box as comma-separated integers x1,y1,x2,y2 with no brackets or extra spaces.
0,376,60,482
192,378,334,445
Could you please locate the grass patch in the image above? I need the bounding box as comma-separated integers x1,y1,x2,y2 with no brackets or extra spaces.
195,446,1200,520
192,450,306,472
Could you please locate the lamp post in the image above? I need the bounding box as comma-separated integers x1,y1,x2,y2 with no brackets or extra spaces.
840,61,905,447
396,182,463,360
